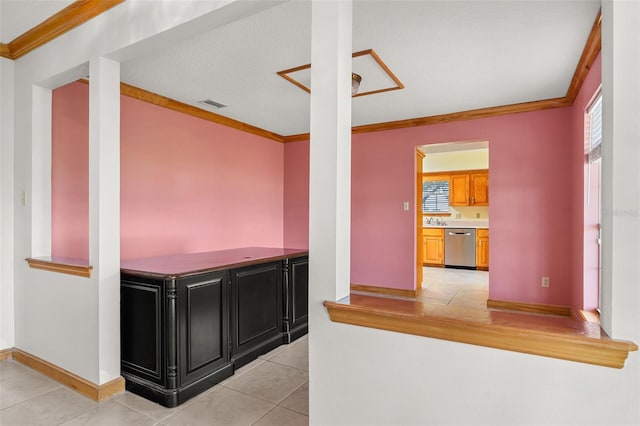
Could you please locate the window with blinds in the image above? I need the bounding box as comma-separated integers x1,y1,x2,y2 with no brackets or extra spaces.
588,94,602,162
422,180,449,213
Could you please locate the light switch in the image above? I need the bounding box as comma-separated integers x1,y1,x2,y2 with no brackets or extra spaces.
403,201,409,211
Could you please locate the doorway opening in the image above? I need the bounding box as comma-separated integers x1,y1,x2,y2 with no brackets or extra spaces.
416,141,489,307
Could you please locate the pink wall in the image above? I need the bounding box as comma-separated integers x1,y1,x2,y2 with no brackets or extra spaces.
285,108,578,306
570,53,602,311
52,82,89,260
283,140,309,249
52,82,285,260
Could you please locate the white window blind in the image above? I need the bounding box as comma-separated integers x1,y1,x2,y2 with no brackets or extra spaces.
588,94,602,162
422,180,449,213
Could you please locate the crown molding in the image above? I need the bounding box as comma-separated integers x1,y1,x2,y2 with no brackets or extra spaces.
77,79,285,143
119,82,285,142
64,8,601,144
565,10,602,104
0,0,125,60
0,43,10,59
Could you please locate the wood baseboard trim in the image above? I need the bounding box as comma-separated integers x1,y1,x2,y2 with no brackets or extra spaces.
0,347,14,361
487,299,571,317
573,309,601,324
12,349,124,401
351,283,420,298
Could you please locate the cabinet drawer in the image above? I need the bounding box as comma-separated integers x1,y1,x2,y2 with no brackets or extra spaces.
423,228,444,237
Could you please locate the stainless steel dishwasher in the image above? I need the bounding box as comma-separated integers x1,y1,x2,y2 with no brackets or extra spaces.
444,228,476,269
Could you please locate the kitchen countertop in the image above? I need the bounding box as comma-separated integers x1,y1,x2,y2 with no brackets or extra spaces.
423,220,489,229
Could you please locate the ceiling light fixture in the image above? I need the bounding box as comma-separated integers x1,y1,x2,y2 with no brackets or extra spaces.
351,72,362,96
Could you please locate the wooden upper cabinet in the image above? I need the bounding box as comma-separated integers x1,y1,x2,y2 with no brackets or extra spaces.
470,171,489,206
448,170,488,207
449,174,470,206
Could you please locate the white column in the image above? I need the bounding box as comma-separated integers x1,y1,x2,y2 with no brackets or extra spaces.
30,85,52,257
89,57,121,384
308,0,352,422
308,0,352,304
0,57,15,349
600,0,640,339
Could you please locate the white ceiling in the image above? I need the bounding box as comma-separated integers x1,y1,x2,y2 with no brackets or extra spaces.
0,0,74,42
2,0,601,137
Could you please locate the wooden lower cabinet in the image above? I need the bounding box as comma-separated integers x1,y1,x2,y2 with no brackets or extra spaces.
120,248,308,407
476,228,489,270
422,228,444,266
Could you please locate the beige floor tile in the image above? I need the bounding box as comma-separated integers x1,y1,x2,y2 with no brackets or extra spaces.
257,343,288,360
59,400,156,426
218,357,265,386
114,391,187,422
0,360,31,382
0,370,62,410
266,340,308,371
0,387,97,426
253,406,309,426
421,284,459,300
224,361,308,404
161,387,274,426
417,296,450,305
279,381,308,415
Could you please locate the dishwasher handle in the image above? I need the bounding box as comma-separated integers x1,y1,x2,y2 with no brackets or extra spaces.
448,231,472,236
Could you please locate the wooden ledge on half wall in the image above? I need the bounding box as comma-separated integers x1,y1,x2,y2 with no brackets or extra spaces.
324,293,638,369
26,256,93,278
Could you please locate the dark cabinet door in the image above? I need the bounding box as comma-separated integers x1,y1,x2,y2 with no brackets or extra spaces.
177,271,229,387
287,256,309,335
121,276,165,386
230,262,282,367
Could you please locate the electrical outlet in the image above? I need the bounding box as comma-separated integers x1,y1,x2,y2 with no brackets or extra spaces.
541,276,550,288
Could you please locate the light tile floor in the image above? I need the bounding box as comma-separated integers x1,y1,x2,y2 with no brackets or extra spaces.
420,266,489,309
0,335,309,426
352,266,490,310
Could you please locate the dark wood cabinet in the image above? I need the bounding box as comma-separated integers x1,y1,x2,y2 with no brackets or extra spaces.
283,256,308,343
121,276,165,387
177,271,230,388
120,247,308,407
230,262,282,368
120,270,233,407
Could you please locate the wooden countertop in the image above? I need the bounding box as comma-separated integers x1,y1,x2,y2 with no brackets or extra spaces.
120,247,308,278
324,293,637,369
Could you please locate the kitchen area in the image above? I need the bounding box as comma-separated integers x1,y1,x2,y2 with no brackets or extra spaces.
419,141,489,277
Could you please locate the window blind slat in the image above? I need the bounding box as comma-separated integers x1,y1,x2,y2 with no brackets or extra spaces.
423,180,449,213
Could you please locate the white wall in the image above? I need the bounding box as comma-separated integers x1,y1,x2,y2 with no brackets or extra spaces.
0,57,15,350
309,2,639,425
5,0,282,384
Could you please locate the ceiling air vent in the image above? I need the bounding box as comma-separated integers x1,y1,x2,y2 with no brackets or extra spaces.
198,99,227,109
